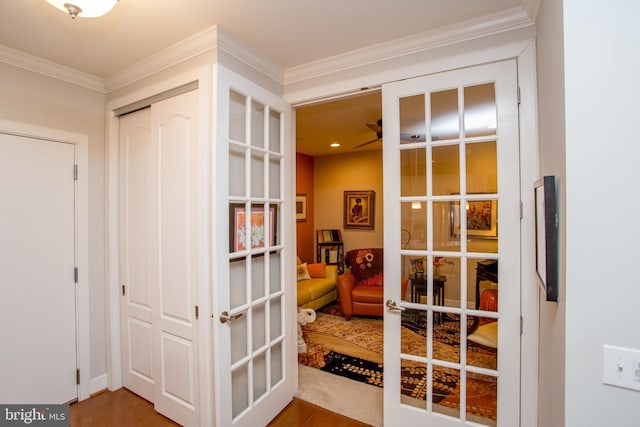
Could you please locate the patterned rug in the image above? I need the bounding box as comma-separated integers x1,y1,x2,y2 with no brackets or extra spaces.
298,303,497,420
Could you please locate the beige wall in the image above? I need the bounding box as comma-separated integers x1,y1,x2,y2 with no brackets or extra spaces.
0,62,107,380
314,150,383,256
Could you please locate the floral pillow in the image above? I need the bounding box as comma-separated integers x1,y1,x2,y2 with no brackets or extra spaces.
296,263,311,281
346,248,384,283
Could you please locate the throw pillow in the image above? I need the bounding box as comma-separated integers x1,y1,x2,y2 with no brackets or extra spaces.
296,262,311,281
307,262,326,278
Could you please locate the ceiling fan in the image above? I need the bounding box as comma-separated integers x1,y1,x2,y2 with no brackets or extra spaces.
354,119,427,148
354,119,382,148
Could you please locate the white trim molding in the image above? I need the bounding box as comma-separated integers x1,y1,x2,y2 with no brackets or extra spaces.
103,26,284,93
284,6,533,86
0,44,105,93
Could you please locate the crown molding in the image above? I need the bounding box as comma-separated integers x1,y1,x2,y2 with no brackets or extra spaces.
284,6,534,85
0,44,105,93
104,25,284,93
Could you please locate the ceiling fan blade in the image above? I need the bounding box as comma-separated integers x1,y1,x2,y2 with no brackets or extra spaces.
366,123,382,133
354,137,381,148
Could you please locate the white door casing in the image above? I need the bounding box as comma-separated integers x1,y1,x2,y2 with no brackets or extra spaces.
213,64,296,427
383,60,521,426
0,133,77,404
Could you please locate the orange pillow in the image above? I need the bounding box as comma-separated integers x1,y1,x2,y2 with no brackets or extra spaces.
307,262,326,278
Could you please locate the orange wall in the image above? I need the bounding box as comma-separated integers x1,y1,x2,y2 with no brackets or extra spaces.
296,153,315,263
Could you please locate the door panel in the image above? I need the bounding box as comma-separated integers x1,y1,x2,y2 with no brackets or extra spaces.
120,108,154,402
215,66,294,427
151,90,200,426
384,60,520,426
0,134,77,403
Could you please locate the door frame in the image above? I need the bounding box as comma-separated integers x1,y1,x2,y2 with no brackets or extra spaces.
0,118,90,401
285,40,540,426
105,66,214,426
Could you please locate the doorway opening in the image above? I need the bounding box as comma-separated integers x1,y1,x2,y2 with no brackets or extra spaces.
294,90,385,426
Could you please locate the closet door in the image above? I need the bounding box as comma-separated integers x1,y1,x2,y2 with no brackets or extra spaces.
120,108,154,402
119,89,201,426
149,90,200,426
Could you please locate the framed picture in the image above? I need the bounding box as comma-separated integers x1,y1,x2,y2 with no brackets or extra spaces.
450,198,498,238
296,194,307,221
534,176,558,302
229,203,276,252
343,190,375,230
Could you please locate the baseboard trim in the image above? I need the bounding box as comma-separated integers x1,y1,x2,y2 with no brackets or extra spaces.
90,374,109,397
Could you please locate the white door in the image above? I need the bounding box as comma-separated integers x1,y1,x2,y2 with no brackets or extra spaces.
0,133,77,403
213,66,296,426
119,108,154,402
150,90,201,426
383,60,521,426
119,90,201,426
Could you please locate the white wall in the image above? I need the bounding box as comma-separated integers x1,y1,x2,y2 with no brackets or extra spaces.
0,63,108,382
535,0,566,425
564,1,640,426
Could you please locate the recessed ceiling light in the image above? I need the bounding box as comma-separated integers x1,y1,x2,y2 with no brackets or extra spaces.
330,143,341,148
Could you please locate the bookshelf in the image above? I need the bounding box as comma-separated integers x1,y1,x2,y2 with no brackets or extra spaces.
316,229,344,273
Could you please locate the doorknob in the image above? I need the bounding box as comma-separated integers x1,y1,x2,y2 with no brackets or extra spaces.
386,299,406,312
219,311,243,324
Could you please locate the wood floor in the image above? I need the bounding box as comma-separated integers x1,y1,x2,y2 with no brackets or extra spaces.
70,388,371,427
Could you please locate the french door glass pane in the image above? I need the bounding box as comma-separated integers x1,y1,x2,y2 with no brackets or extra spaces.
400,148,426,197
230,258,247,310
431,89,459,141
464,83,496,138
400,94,426,145
432,144,460,196
232,366,249,418
466,141,497,194
251,152,265,198
252,303,266,350
229,144,245,197
268,110,281,153
251,100,265,148
269,156,281,199
229,91,246,142
252,255,266,300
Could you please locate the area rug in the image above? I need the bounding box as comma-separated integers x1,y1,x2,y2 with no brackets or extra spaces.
298,304,498,421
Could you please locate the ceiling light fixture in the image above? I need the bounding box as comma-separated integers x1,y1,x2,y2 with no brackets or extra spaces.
46,0,119,19
330,142,341,148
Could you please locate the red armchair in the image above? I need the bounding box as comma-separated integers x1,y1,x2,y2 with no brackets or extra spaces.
337,248,408,320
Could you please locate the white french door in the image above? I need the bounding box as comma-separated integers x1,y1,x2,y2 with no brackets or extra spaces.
213,65,295,427
383,60,521,426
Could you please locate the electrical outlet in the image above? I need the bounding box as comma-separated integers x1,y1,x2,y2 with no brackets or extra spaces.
603,345,640,391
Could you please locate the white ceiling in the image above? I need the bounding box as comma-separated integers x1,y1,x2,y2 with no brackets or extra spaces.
0,0,535,156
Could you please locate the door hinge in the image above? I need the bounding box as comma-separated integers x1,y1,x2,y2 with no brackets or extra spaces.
195,305,199,320
74,164,78,181
517,87,521,105
520,201,523,220
74,267,78,283
121,285,126,296
76,369,80,385
521,316,524,335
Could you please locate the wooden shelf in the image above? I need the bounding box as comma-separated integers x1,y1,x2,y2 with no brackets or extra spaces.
316,229,344,273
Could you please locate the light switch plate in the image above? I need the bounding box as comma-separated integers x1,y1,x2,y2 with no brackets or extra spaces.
603,345,640,391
